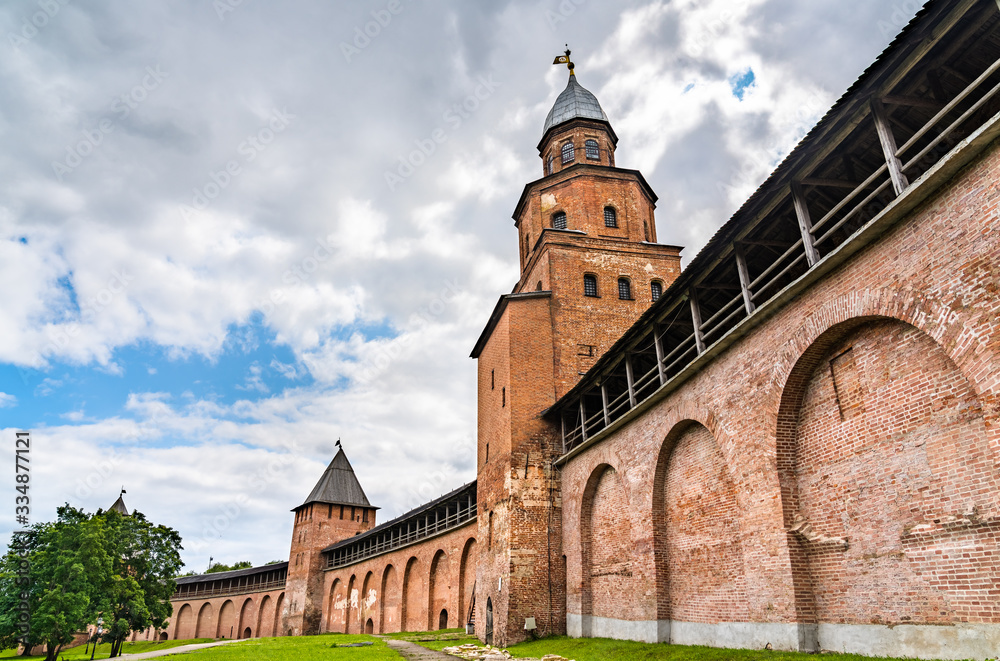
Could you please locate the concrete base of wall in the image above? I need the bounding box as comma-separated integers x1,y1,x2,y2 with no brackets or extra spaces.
567,614,1000,660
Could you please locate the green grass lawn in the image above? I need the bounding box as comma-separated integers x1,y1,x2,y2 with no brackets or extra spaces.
496,636,931,661
160,635,398,660
0,639,215,660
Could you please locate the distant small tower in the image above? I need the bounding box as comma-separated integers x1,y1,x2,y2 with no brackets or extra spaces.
282,445,378,636
109,488,130,515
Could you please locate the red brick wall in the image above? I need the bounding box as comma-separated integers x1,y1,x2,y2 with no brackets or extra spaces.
284,501,375,635
581,465,645,621
319,520,477,635
165,587,287,640
539,120,617,178
660,423,747,623
560,135,1000,649
788,318,996,625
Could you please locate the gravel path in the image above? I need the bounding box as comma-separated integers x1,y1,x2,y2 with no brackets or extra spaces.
383,638,457,659
113,639,241,659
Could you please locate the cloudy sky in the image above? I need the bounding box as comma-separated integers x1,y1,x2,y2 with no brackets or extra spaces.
0,0,920,572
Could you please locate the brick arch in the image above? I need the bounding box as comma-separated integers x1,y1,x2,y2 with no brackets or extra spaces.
256,595,274,640
580,462,644,633
380,564,399,633
174,603,194,640
237,597,255,638
428,549,450,630
328,578,344,633
776,316,999,637
272,593,284,636
458,537,477,626
652,420,747,625
361,571,376,631
194,602,214,639
346,574,358,634
216,599,235,639
769,289,996,412
401,556,423,632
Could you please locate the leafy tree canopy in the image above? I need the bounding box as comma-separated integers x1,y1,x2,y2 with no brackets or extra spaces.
205,560,253,574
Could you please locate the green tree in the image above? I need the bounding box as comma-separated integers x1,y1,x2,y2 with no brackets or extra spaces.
97,509,183,658
0,507,111,661
205,560,252,574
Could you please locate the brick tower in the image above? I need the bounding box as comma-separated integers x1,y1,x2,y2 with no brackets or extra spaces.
471,59,681,646
282,446,377,635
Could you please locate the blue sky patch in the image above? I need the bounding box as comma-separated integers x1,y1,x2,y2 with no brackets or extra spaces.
729,68,756,101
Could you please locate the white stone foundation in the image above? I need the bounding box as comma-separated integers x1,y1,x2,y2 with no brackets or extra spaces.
567,614,1000,661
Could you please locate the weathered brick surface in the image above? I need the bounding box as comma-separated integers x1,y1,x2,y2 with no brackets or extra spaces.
320,521,477,634
560,137,1000,642
473,117,682,646
284,502,375,635
166,589,286,640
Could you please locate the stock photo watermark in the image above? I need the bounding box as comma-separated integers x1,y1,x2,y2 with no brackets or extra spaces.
12,430,31,645
253,233,339,319
213,0,245,22
545,0,587,31
384,75,500,191
179,107,295,221
7,0,69,50
188,438,303,551
356,277,462,385
339,0,413,63
45,268,134,356
51,65,169,181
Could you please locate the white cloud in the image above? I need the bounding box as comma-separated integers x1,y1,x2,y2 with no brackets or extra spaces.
0,0,915,570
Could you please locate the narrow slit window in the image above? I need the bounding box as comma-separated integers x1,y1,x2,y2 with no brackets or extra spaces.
546,155,554,175
618,278,632,300
585,139,599,160
561,141,574,164
502,387,506,407
552,211,567,230
583,274,598,297
651,281,662,301
604,207,617,227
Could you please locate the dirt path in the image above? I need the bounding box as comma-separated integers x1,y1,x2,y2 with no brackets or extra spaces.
112,639,241,659
383,638,457,660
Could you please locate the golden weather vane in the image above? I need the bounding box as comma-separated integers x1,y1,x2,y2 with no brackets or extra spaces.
553,45,575,75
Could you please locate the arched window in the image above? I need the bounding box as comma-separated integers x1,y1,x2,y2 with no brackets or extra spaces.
552,211,567,230
561,141,575,164
585,139,599,160
618,277,632,300
651,280,663,301
604,207,617,228
583,274,598,297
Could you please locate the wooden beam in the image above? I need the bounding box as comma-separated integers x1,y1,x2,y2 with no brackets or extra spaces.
600,383,611,426
579,399,588,443
791,182,821,267
698,281,741,291
734,243,756,315
871,97,910,195
624,354,637,408
560,412,566,453
882,94,945,110
800,177,864,189
926,69,947,102
689,289,706,354
652,325,666,386
740,239,788,248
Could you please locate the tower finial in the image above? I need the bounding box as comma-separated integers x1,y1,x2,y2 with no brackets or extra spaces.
553,45,575,75
336,438,342,449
